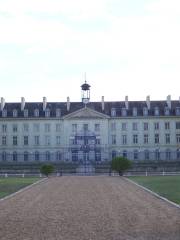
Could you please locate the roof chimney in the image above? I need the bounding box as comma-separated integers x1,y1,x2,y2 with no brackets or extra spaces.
67,97,70,111
43,97,47,111
1,97,5,111
146,96,151,110
21,97,25,111
167,95,171,109
125,96,128,110
101,96,105,111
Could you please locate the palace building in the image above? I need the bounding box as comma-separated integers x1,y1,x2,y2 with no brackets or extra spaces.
0,82,180,164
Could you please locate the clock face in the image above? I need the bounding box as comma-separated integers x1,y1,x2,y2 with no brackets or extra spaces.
83,98,89,104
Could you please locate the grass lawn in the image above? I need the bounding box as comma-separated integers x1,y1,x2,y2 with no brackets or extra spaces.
129,176,180,204
0,177,40,199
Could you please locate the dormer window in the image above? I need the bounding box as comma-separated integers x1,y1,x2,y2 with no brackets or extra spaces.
24,109,28,117
2,109,7,117
13,109,18,117
45,108,50,117
143,107,148,116
56,108,61,117
34,109,39,117
132,107,137,117
154,107,159,116
111,108,116,117
176,107,180,116
121,108,127,116
164,107,170,116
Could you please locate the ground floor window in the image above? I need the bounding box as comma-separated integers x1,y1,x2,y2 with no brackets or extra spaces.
112,150,116,159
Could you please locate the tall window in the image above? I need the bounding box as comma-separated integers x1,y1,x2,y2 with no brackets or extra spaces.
132,108,137,116
13,109,18,117
46,151,50,161
122,123,127,131
144,150,149,160
111,108,116,117
95,124,100,132
34,136,40,145
132,123,138,131
166,150,171,160
133,134,138,144
143,122,148,131
56,136,61,145
34,109,39,117
155,149,160,160
176,122,180,129
165,122,170,130
154,122,159,130
56,151,61,161
45,136,50,146
45,124,51,132
12,124,18,132
111,122,116,131
33,124,40,132
112,150,116,159
165,134,170,144
72,124,77,132
176,134,180,143
144,134,148,144
2,136,6,146
112,135,116,145
177,149,180,159
35,151,39,161
121,108,127,116
143,107,148,116
155,134,159,144
122,150,127,158
56,109,61,117
164,107,170,116
13,152,17,161
56,124,61,132
24,136,29,145
24,152,29,161
154,107,159,116
45,109,50,117
23,124,29,132
83,124,88,131
2,152,7,161
13,136,18,146
24,109,28,117
2,109,7,117
2,124,7,133
133,150,138,160
122,135,127,145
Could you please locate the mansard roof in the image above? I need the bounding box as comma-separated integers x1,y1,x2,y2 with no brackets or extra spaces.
0,100,180,118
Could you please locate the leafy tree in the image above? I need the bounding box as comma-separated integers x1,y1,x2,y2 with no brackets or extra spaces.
40,164,54,177
111,156,132,176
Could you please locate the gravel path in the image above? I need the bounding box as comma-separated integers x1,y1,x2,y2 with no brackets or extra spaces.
0,176,180,240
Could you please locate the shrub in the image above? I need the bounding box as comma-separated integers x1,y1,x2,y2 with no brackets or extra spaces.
111,156,132,176
40,164,54,177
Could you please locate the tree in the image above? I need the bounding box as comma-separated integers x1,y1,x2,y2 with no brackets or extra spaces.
40,164,54,177
111,156,132,176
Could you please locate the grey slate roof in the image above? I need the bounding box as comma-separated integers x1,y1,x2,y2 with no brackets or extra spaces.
0,101,180,118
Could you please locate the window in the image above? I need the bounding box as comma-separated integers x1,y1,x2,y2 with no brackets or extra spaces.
45,108,50,117
56,136,61,145
177,149,180,159
132,123,138,131
95,138,101,145
45,136,50,145
13,136,18,145
132,107,137,116
83,124,88,131
154,107,159,116
165,122,170,130
13,109,18,117
121,108,127,116
45,124,50,132
165,134,170,144
133,150,138,160
143,122,148,131
95,124,100,132
2,109,7,117
13,152,17,161
2,152,7,161
24,109,28,117
122,135,127,145
13,124,18,132
144,134,148,144
122,123,127,131
176,107,180,116
154,122,159,130
33,124,40,132
56,151,61,161
95,150,101,162
155,134,159,144
111,122,116,131
166,150,171,160
112,150,116,159
35,151,39,161
46,151,50,161
56,109,61,117
34,109,39,117
144,150,149,160
176,134,180,143
111,108,116,117
143,107,148,116
176,122,180,129
2,136,6,145
155,149,160,160
24,136,29,145
23,124,29,132
72,124,77,132
133,135,138,144
164,107,170,116
112,135,116,145
123,150,127,158
34,136,40,145
24,152,29,161
2,124,7,133
56,124,61,132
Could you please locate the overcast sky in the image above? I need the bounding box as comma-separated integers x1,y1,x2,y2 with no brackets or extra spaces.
0,0,180,102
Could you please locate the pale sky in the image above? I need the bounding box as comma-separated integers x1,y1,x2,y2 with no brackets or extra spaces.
0,0,180,102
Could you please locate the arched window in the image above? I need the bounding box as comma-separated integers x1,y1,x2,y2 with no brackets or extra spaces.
46,151,50,161
56,151,62,161
2,152,7,161
166,149,171,160
24,151,28,161
112,150,116,159
13,151,17,161
35,151,39,161
144,150,149,160
123,150,127,158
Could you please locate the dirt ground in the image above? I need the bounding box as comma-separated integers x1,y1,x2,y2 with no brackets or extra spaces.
0,176,180,240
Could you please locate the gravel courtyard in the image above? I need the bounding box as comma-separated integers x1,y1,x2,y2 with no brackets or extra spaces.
0,176,180,240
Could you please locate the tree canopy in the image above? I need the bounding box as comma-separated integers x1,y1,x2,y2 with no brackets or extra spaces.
40,164,54,177
111,156,132,176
